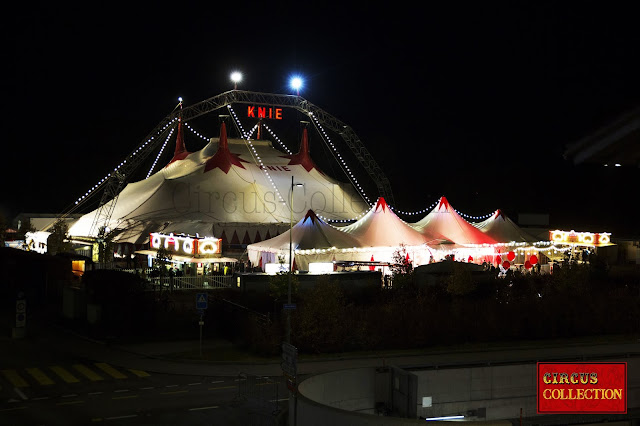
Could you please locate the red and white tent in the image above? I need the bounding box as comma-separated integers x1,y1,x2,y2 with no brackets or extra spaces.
411,197,497,246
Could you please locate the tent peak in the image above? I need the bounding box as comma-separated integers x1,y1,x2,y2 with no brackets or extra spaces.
375,197,388,212
165,116,191,167
303,209,319,224
204,122,248,174
283,128,318,172
438,196,450,211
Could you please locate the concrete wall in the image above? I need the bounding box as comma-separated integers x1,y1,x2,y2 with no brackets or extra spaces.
415,358,639,421
297,359,639,425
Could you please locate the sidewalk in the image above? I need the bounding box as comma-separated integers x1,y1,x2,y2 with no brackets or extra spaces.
84,330,640,378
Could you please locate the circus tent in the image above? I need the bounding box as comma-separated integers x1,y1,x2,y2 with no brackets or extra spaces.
246,209,362,271
411,197,497,246
68,123,368,249
473,209,538,244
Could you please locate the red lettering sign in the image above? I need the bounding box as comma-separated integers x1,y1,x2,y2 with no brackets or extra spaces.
247,106,283,120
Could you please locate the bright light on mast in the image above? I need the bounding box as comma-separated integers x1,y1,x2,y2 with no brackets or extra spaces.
230,71,242,89
290,76,303,95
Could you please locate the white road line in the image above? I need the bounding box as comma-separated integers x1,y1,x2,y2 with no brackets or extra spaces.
165,384,178,388
188,382,201,386
33,396,49,401
140,387,154,390
62,394,78,398
14,388,28,401
210,380,224,384
188,406,218,411
105,414,137,420
114,389,129,393
88,392,103,395
270,398,289,402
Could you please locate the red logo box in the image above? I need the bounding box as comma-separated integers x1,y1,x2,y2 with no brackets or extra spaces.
537,362,627,414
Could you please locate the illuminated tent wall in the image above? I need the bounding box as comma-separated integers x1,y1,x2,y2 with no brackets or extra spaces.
338,197,434,266
247,210,362,271
68,123,368,248
410,196,497,263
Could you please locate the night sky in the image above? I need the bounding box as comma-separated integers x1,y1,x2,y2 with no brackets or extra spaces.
3,3,639,236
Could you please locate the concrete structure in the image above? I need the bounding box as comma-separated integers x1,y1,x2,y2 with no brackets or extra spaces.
297,358,640,424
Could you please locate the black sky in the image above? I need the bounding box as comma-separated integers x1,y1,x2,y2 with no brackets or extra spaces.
3,2,640,235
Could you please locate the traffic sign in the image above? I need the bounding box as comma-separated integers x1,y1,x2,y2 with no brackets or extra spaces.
281,342,298,377
196,293,208,310
283,303,297,310
15,299,26,328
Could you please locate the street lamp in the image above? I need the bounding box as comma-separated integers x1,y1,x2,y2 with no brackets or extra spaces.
230,71,242,89
287,176,304,343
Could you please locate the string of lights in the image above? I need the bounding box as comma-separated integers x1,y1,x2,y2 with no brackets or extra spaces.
309,113,372,206
73,118,179,206
146,127,175,178
227,105,286,205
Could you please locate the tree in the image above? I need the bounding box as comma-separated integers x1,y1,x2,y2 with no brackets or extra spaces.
47,219,72,255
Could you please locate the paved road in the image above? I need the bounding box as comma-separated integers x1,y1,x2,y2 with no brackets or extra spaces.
2,322,639,425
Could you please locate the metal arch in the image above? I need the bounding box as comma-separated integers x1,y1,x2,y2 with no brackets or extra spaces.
84,90,393,236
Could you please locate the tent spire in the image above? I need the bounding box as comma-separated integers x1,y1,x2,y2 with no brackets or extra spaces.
204,121,248,173
283,128,319,172
165,105,191,167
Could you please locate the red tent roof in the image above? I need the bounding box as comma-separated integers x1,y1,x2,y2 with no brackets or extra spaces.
204,122,248,173
282,128,319,172
165,117,191,167
412,196,497,245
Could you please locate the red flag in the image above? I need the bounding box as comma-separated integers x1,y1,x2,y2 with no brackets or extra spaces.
369,255,375,271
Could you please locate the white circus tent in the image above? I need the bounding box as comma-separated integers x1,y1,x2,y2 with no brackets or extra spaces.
246,209,362,271
473,209,538,244
68,122,368,249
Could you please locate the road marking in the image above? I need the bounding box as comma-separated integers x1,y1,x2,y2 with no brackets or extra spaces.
188,406,219,411
91,418,103,422
114,389,129,393
105,414,137,420
14,387,28,400
1,369,29,388
210,380,224,384
188,382,201,386
26,368,54,386
73,364,104,381
33,396,49,401
127,369,150,378
50,366,80,383
270,398,289,402
94,363,127,379
62,394,78,398
56,400,84,406
208,385,236,390
160,390,188,395
165,384,178,388
113,395,138,400
0,406,26,412
140,386,154,390
88,391,103,395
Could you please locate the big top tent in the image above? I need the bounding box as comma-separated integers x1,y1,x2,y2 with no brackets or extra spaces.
68,122,369,250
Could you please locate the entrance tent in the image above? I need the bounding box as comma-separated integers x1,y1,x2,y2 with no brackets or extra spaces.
338,197,434,266
473,209,538,244
247,209,362,271
69,123,368,248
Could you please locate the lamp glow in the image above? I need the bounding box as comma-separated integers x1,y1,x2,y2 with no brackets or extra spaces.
290,76,303,94
230,71,242,89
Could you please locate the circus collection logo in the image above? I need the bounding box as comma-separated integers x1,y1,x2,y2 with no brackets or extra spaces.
537,362,627,414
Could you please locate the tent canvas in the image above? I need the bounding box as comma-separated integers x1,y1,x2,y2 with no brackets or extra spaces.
473,209,539,244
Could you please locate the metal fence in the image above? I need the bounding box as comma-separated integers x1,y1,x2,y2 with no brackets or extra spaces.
118,269,235,290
